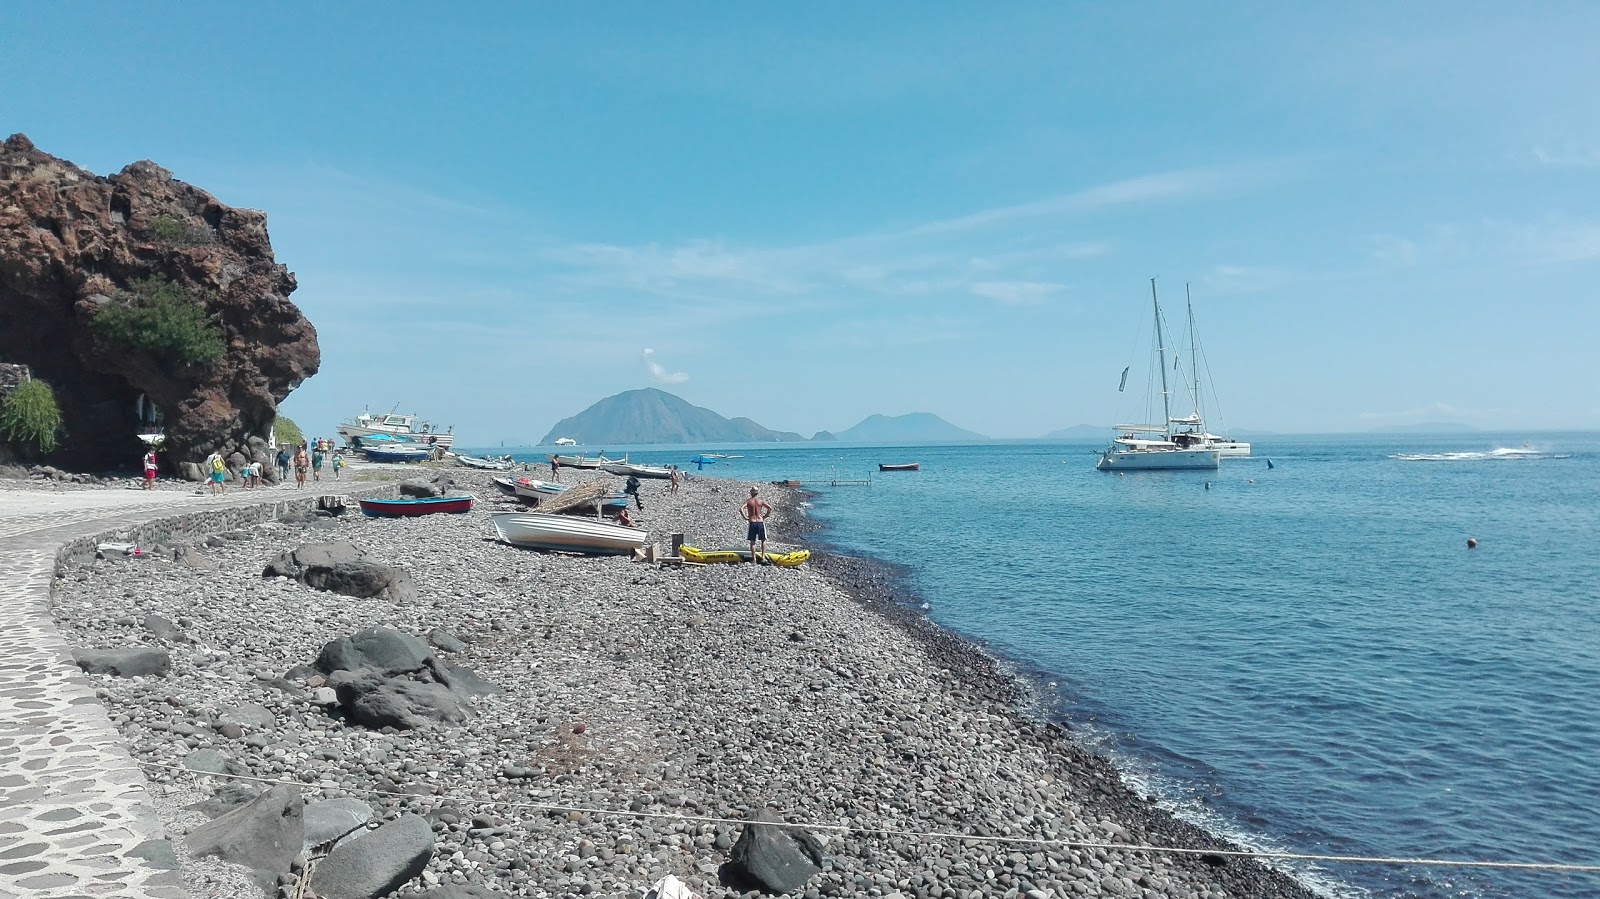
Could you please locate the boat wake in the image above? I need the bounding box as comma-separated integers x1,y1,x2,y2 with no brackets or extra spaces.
1392,446,1545,462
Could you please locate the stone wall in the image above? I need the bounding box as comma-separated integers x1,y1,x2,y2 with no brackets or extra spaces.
0,362,28,398
53,484,400,571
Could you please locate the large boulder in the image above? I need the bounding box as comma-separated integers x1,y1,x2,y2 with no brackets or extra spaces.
315,628,431,675
72,646,170,678
328,669,467,730
310,813,435,899
0,133,319,474
263,542,418,603
186,784,304,888
398,477,441,498
303,798,374,850
722,809,826,895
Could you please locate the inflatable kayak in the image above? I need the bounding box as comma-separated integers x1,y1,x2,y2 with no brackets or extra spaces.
679,545,811,568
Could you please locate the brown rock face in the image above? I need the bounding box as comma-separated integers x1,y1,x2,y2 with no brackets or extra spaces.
0,134,319,476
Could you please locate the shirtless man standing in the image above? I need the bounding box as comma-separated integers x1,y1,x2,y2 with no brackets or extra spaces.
740,487,773,563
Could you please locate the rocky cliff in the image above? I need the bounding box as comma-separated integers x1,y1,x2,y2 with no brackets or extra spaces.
0,134,319,476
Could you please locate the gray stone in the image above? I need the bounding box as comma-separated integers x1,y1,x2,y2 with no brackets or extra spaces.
724,809,826,895
187,780,262,817
72,646,170,678
434,661,501,698
178,544,216,571
311,813,435,899
328,670,467,730
304,799,375,851
187,784,304,888
263,542,417,602
412,885,503,899
142,614,184,641
184,748,244,777
316,628,431,675
427,627,467,653
126,838,180,870
219,702,277,730
398,478,441,498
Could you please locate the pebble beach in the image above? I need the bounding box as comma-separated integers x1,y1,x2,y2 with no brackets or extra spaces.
48,466,1323,899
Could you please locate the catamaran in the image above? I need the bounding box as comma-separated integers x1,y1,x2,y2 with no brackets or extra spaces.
1097,280,1221,472
1166,285,1250,457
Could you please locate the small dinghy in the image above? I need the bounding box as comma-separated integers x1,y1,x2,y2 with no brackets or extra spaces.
878,462,920,472
491,511,649,555
358,495,474,517
679,545,811,567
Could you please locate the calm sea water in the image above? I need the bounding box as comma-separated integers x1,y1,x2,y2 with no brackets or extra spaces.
491,435,1600,899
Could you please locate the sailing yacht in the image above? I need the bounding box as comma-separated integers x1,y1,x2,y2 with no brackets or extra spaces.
1166,285,1251,457
1097,280,1221,472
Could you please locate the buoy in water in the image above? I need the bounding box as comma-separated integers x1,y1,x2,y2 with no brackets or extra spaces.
1204,482,1210,491
1467,537,1478,549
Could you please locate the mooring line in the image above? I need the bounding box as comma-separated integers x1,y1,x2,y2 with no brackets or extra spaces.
140,762,1600,874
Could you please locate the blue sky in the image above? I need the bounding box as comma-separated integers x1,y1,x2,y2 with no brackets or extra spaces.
4,3,1598,441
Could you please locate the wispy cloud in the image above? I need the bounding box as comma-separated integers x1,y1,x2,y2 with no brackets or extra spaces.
642,348,689,384
1201,265,1288,295
970,280,1065,305
1366,218,1600,268
1529,144,1600,168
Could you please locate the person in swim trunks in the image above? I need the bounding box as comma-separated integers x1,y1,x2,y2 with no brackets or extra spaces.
740,486,773,562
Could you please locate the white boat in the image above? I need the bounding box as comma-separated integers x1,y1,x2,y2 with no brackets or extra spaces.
362,444,433,463
338,409,455,450
455,453,515,470
490,511,649,555
1165,286,1251,457
601,461,672,479
1097,280,1221,472
553,453,624,469
553,437,578,446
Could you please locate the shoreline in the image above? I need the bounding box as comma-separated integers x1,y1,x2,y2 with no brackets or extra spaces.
776,489,1327,899
46,467,1324,898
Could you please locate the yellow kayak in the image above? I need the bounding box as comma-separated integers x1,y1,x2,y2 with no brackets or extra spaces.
680,545,811,568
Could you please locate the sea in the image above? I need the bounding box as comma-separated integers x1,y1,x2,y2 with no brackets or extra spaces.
483,434,1600,899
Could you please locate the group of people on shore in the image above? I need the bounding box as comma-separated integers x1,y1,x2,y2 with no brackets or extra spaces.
143,440,344,494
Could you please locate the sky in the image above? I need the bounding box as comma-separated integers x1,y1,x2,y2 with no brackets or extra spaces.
4,3,1598,441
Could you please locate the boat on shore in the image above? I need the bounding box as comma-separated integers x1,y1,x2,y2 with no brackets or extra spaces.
358,495,474,517
338,409,455,450
601,461,672,479
490,511,649,555
553,453,624,469
1097,280,1221,473
454,453,515,470
879,462,920,472
513,477,628,510
362,444,433,463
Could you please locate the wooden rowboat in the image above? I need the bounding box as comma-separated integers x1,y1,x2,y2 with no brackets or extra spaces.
358,495,474,517
878,462,920,472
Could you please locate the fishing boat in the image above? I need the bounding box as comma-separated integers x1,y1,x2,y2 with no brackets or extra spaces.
358,495,474,517
338,409,455,450
601,461,672,479
363,444,433,463
878,462,920,472
455,453,515,470
1097,280,1221,472
552,453,624,469
679,545,811,568
492,476,518,494
490,511,650,555
513,478,628,510
1165,285,1251,457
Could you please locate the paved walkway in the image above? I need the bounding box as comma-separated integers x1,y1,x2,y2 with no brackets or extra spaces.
0,485,334,899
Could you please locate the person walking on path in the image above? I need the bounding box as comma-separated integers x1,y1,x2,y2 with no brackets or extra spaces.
293,443,310,489
669,466,680,494
624,474,644,511
311,444,324,482
204,451,228,495
142,448,158,490
740,486,773,563
332,450,344,479
276,446,290,484
549,455,560,481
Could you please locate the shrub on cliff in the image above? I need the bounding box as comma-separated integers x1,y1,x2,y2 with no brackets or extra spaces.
0,378,63,454
90,277,226,368
148,213,214,246
274,415,303,448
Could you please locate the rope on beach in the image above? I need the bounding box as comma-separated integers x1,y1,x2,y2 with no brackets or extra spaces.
140,762,1600,875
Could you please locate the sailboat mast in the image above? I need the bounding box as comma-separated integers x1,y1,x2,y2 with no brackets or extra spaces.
1187,283,1201,421
1152,278,1172,437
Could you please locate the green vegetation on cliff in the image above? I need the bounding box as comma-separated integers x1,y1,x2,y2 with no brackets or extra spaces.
274,415,303,448
90,277,226,367
0,378,63,454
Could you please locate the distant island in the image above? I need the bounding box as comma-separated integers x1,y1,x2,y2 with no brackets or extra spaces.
539,389,983,446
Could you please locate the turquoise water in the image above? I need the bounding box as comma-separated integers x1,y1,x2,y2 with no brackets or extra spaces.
490,435,1600,899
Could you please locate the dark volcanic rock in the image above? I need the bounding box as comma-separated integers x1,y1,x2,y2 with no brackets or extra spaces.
0,133,319,474
186,783,304,888
310,813,435,899
328,670,467,730
72,646,170,678
722,809,826,895
263,542,418,603
315,628,431,675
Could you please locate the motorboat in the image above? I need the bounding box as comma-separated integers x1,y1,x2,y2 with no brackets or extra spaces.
490,511,649,555
455,453,515,470
601,461,672,479
878,462,920,472
338,409,455,450
362,444,433,463
552,453,624,469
